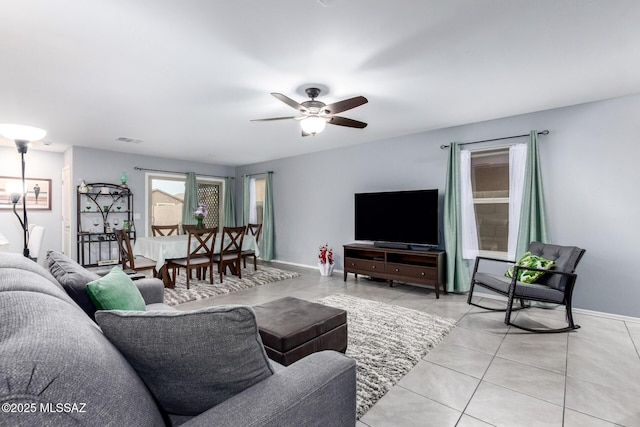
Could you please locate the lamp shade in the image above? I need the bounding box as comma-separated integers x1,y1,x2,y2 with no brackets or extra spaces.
6,180,25,196
0,124,47,142
300,116,327,135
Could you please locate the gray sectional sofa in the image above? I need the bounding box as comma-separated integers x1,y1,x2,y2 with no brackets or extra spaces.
0,252,357,426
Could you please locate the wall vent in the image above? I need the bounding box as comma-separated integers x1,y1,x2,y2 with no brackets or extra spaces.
115,136,142,144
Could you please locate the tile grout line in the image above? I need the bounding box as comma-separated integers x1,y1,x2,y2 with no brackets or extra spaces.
625,321,640,359
452,310,511,426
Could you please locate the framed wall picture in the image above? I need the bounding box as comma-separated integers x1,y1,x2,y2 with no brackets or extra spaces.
0,176,52,210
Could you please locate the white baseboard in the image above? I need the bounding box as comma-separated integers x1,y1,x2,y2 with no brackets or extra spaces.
268,260,640,324
270,259,344,274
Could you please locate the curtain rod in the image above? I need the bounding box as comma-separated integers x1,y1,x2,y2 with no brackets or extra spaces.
439,130,549,149
243,171,273,178
133,166,231,179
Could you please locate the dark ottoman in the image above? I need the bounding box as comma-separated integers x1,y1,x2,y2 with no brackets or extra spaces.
253,297,348,366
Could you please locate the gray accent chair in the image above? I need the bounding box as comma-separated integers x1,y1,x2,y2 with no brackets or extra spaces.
467,241,586,333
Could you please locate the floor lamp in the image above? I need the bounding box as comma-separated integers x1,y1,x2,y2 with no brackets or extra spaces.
0,124,47,258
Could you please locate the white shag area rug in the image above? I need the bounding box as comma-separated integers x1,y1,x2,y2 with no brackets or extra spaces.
317,294,456,419
164,266,299,306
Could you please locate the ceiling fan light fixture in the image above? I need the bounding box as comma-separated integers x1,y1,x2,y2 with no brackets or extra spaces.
300,116,327,135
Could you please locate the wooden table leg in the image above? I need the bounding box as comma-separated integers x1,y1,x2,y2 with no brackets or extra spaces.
158,264,175,289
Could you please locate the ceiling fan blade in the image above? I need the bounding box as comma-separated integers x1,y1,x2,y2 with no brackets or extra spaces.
328,116,368,129
250,116,298,122
321,96,368,115
271,93,308,113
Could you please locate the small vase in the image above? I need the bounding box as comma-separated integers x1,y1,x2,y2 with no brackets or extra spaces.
196,217,204,229
318,262,334,276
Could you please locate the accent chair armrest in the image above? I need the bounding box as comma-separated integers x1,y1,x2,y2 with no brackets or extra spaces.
472,255,516,276
512,265,577,279
476,255,516,264
182,350,357,427
134,278,165,304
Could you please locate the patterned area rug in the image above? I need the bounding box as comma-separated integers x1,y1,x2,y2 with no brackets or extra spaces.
164,266,300,306
317,294,456,419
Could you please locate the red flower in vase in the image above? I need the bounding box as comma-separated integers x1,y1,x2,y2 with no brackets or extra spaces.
318,243,334,265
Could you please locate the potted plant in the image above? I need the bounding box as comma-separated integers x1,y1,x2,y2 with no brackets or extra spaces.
194,204,208,229
318,243,334,276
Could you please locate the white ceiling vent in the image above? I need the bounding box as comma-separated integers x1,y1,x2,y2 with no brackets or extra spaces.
115,136,142,144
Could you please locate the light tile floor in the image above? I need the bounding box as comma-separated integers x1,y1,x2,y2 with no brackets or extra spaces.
177,262,640,427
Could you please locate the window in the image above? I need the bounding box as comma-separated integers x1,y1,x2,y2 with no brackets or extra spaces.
249,177,265,224
147,175,223,234
196,181,221,228
470,148,510,254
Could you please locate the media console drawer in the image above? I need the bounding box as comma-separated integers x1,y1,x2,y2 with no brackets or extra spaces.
344,257,385,273
343,244,446,298
386,263,437,281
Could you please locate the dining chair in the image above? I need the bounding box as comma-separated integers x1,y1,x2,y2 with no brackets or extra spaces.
168,227,218,289
114,229,157,277
27,224,46,262
151,224,179,236
241,223,262,270
213,226,246,282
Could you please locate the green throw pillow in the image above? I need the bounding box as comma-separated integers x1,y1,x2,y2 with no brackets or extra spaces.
86,267,146,311
505,252,554,284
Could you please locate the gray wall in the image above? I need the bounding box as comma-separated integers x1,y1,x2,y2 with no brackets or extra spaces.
236,93,640,318
2,93,638,317
0,146,64,264
69,146,235,258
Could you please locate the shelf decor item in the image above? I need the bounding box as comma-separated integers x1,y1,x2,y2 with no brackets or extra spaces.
120,172,128,188
318,243,334,276
78,179,88,193
194,204,208,229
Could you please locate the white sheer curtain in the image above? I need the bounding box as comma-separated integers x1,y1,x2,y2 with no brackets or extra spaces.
460,149,479,259
248,178,257,224
508,144,527,260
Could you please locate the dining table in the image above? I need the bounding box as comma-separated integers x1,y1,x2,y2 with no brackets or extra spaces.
133,234,258,288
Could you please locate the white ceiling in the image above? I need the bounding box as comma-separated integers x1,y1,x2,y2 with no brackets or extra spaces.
2,0,639,166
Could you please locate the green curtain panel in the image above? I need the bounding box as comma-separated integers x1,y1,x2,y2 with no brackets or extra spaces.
261,171,275,261
515,131,549,258
223,177,236,227
181,172,198,226
242,175,250,226
443,142,471,293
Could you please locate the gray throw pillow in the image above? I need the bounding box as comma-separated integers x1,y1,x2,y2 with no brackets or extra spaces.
95,305,274,416
47,250,102,319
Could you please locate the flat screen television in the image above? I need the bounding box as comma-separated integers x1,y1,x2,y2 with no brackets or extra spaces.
354,189,439,248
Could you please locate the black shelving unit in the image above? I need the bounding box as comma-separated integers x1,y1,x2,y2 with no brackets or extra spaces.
77,182,136,267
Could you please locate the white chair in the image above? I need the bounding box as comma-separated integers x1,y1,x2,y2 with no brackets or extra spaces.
27,225,46,262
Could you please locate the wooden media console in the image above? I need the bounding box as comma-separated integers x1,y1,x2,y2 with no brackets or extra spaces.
343,244,447,298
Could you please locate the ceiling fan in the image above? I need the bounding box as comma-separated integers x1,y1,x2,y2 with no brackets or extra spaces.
251,88,368,136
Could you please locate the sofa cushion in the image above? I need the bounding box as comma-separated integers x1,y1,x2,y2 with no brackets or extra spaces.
47,250,102,319
0,253,79,309
86,267,147,311
0,280,165,426
95,305,274,416
0,252,64,290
